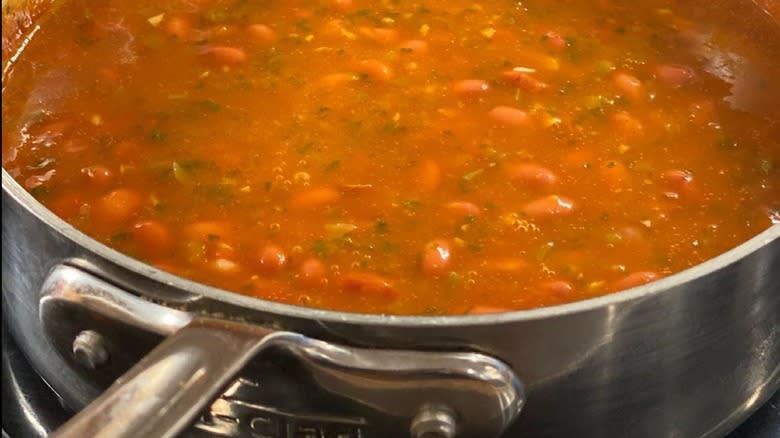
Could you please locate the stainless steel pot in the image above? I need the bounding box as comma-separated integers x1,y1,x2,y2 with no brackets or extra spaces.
3,0,780,437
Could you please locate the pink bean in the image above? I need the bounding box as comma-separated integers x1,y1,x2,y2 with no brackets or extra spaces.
341,272,397,298
164,16,191,39
247,24,276,44
200,46,247,66
422,240,452,276
468,305,510,314
289,187,341,210
332,0,354,12
399,39,428,54
417,159,442,192
656,64,696,87
505,163,558,187
615,271,660,290
488,106,530,127
611,111,645,138
445,201,481,218
452,79,490,97
354,59,393,81
258,245,287,272
521,195,575,219
660,169,700,200
613,72,643,100
661,169,693,187
501,70,548,93
81,165,113,186
541,280,574,294
319,73,356,88
543,31,567,52
359,26,399,44
299,258,326,287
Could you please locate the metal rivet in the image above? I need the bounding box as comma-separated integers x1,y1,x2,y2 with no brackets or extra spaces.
410,404,457,438
72,330,109,369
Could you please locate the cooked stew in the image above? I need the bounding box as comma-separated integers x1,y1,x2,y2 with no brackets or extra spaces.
3,0,779,315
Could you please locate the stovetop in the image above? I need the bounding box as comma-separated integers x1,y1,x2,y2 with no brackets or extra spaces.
2,317,779,438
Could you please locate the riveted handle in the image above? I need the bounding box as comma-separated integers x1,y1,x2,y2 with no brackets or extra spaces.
42,265,525,438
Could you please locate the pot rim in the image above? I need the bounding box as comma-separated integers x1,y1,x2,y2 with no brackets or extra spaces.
3,169,779,327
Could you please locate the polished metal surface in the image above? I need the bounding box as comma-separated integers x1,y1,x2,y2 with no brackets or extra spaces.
43,265,525,438
5,136,780,438
3,0,780,436
71,330,109,370
410,405,457,438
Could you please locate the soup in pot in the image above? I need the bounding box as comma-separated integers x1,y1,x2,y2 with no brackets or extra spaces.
2,0,779,314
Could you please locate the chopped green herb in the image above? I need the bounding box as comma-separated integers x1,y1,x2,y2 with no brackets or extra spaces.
403,199,422,210
719,137,738,149
593,60,616,74
264,181,273,192
29,185,49,199
758,158,774,176
375,218,389,234
147,128,167,143
467,243,482,253
296,141,315,154
334,235,354,247
311,239,329,257
379,240,400,253
207,233,221,241
195,99,222,113
462,168,484,182
153,202,169,214
535,242,555,261
204,8,228,23
110,231,132,243
325,160,341,171
605,232,622,243
448,271,462,286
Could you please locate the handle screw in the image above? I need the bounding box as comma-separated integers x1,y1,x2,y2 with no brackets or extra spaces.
410,404,457,438
72,330,109,369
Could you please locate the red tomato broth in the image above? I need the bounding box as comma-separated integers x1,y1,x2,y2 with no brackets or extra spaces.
2,0,779,315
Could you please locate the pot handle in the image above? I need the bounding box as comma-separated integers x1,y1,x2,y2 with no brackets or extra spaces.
42,264,525,438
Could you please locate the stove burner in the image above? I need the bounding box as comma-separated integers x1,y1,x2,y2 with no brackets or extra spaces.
2,317,778,438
